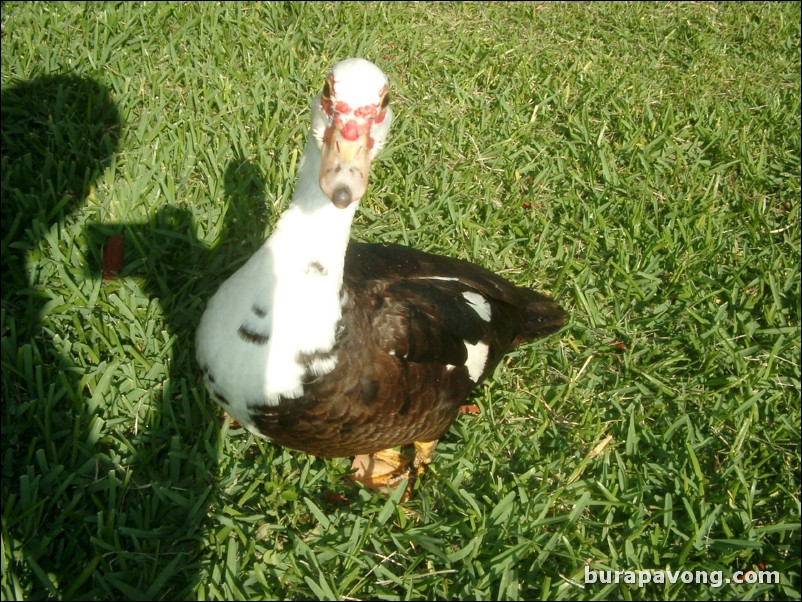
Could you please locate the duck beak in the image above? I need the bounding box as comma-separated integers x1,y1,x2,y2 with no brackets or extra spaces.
320,123,372,208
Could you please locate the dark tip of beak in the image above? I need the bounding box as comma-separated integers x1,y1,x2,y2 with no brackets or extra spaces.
331,185,353,208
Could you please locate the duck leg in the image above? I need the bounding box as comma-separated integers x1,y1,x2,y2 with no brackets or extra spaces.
350,448,411,490
412,440,438,473
350,440,439,496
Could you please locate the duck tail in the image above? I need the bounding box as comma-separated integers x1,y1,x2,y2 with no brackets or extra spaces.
514,290,566,345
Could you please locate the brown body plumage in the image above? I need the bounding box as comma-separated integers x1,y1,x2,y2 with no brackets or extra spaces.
249,241,565,457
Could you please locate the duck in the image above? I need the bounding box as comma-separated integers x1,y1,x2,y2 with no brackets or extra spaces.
196,58,566,494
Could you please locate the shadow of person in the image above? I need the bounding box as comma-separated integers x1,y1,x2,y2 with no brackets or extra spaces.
0,70,269,597
79,154,269,597
1,74,120,329
0,74,123,596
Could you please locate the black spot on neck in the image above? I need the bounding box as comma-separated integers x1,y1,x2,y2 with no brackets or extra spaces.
212,389,230,406
238,325,269,345
201,364,217,383
306,261,327,276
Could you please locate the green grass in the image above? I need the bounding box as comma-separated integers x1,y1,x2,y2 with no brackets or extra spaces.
1,1,799,600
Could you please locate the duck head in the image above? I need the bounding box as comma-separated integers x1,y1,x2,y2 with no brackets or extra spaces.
310,58,393,208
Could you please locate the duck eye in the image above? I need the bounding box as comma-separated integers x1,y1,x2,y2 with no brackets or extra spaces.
380,93,390,109
322,81,331,99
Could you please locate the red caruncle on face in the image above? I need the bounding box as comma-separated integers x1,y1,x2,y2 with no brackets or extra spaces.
321,80,389,150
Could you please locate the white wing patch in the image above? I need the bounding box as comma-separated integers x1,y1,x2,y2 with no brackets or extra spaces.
462,291,492,322
464,340,489,382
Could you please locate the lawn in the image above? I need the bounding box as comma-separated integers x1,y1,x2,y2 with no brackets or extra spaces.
1,2,799,600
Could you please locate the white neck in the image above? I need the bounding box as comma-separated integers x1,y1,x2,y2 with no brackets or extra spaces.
262,133,357,400
270,134,357,270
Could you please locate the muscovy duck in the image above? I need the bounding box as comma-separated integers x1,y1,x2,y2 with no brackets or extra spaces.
196,58,565,493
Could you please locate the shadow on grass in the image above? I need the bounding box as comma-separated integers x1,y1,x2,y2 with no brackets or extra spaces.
0,74,129,598
80,156,269,597
0,72,265,598
1,74,120,322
